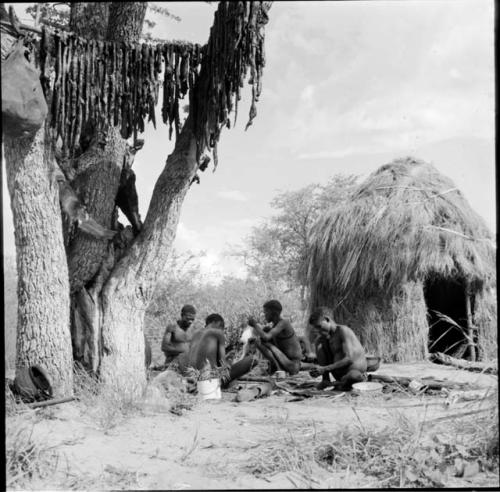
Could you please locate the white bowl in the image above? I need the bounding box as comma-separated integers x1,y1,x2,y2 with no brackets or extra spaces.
352,381,383,394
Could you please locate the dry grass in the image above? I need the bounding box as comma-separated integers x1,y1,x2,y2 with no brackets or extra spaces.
73,365,146,431
245,400,499,488
6,420,59,488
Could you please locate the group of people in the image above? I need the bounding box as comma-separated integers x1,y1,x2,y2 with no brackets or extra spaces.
159,300,368,391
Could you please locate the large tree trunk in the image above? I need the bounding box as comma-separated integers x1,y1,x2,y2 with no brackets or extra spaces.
99,121,198,386
2,22,73,396
4,128,73,397
67,2,146,374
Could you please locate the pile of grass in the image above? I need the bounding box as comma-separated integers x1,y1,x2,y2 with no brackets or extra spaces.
245,404,499,488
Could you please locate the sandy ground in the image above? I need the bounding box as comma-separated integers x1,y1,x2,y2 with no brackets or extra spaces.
6,362,499,490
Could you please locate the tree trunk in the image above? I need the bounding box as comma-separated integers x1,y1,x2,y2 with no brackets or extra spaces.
4,127,73,397
2,22,73,396
67,2,146,374
99,120,199,387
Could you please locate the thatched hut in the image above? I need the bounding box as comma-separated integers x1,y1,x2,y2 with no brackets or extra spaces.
307,157,496,362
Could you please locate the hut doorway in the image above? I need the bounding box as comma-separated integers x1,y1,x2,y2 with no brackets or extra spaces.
424,278,475,359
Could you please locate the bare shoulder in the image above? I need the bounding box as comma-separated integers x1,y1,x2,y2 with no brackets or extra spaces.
277,318,295,335
278,318,293,329
202,327,225,341
165,322,178,332
337,324,359,341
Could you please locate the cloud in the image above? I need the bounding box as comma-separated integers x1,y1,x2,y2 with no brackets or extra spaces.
216,190,248,202
175,222,200,247
297,148,359,160
262,1,494,160
197,250,248,284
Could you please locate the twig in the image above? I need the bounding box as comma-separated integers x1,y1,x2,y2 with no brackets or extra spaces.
422,406,495,426
430,352,497,375
237,376,273,384
351,407,366,433
425,225,492,243
26,397,75,408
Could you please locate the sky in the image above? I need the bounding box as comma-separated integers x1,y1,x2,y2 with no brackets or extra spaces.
3,1,496,283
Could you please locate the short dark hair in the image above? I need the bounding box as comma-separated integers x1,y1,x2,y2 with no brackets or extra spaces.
309,306,334,325
263,299,282,313
205,313,225,327
181,304,196,315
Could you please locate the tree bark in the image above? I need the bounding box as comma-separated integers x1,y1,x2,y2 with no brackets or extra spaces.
69,2,110,41
2,23,73,396
3,127,73,397
66,2,146,373
99,119,199,386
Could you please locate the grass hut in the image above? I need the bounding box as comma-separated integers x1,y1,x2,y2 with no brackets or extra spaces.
307,157,496,362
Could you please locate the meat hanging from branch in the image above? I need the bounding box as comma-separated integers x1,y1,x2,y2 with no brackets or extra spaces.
35,1,271,167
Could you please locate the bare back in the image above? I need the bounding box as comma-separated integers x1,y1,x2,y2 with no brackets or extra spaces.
272,319,302,362
328,324,367,374
185,328,226,370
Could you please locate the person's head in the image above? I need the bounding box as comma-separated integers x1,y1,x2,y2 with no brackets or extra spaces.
179,304,196,328
308,306,336,336
263,299,282,323
205,313,225,330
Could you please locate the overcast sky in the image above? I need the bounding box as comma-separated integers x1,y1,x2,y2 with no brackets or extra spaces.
3,1,495,282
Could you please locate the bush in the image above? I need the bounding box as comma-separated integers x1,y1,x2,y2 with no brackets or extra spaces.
145,251,307,365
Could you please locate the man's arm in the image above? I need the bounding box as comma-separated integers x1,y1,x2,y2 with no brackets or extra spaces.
249,318,286,342
161,324,188,356
161,325,173,354
320,345,351,372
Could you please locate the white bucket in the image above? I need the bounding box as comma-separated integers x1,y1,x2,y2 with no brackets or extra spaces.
197,378,221,400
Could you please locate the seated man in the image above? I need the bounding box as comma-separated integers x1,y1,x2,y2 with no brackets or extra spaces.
248,300,302,376
160,304,196,367
179,313,258,386
308,306,367,390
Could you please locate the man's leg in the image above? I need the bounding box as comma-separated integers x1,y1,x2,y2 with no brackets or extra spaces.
316,343,332,390
333,368,366,391
265,343,300,375
253,340,281,374
254,340,299,375
227,355,259,382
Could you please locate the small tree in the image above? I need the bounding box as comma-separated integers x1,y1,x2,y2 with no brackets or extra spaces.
241,174,358,309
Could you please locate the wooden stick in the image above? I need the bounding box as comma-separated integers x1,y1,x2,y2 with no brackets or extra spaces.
422,407,495,426
236,376,272,384
429,352,497,375
27,396,75,408
465,287,476,362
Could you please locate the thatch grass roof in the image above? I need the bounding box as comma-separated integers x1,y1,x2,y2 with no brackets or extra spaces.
307,157,496,304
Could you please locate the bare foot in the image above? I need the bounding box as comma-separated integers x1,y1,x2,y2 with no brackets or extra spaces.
316,380,333,390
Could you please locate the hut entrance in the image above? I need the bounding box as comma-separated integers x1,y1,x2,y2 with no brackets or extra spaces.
424,278,474,359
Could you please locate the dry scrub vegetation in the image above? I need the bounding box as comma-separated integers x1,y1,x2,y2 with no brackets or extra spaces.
245,396,499,488
5,369,498,489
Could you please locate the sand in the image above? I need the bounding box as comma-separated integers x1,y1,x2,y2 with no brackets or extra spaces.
6,362,498,490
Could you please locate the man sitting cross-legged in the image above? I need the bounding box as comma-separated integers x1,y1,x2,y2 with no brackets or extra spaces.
308,306,367,390
178,313,258,386
247,300,302,376
161,304,196,367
